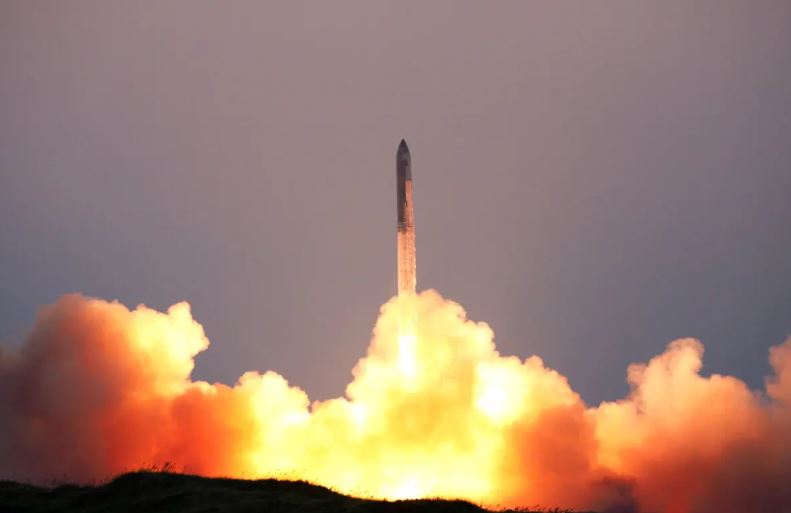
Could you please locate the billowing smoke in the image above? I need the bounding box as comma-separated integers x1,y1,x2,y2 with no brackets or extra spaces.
1,291,790,512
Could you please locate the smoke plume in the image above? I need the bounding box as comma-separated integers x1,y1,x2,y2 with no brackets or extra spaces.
1,291,790,512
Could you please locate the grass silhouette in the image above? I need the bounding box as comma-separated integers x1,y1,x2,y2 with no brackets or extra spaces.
0,471,593,513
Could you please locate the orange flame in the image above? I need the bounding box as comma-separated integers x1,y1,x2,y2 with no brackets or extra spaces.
1,291,791,512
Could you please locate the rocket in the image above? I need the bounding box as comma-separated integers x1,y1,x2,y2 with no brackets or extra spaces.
396,139,416,297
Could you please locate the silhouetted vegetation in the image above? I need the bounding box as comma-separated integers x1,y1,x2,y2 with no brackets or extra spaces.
0,471,593,513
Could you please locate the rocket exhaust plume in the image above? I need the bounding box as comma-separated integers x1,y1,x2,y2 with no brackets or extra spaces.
1,141,791,512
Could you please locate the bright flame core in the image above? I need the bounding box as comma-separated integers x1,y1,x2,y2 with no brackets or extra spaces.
1,291,791,513
397,331,417,378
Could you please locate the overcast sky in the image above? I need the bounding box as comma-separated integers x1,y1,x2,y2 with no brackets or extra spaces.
1,1,790,404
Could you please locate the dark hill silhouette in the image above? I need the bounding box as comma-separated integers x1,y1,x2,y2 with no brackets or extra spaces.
0,471,591,513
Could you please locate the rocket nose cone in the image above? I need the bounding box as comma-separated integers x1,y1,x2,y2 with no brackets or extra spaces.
397,139,411,181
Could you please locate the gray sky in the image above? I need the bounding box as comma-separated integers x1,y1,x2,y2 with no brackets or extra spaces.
1,1,790,404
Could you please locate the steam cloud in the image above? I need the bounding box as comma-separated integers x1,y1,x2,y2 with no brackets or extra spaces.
1,292,790,512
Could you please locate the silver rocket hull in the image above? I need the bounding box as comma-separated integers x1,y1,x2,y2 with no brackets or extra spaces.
396,139,416,297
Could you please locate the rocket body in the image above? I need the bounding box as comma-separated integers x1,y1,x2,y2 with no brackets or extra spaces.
396,139,416,296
